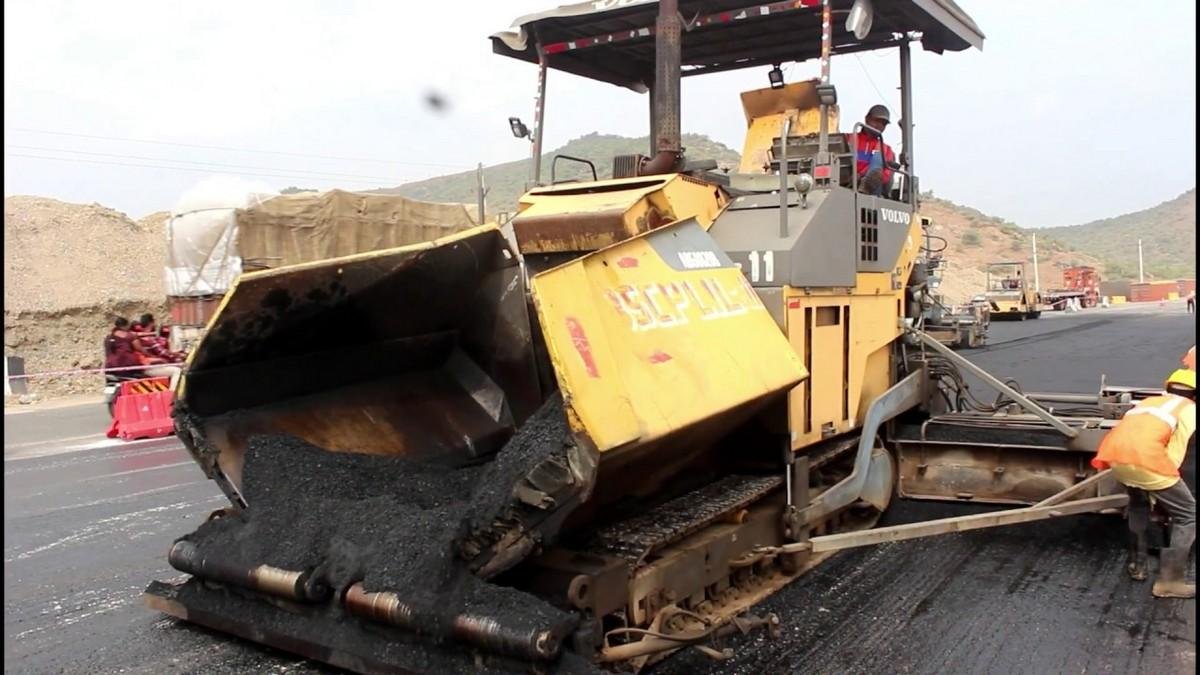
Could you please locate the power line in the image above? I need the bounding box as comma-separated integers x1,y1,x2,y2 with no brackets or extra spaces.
6,127,475,170
6,144,416,183
854,54,888,103
5,153,402,187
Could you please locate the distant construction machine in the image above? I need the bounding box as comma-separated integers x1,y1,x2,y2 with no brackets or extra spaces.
985,261,1044,320
917,253,990,348
146,2,1147,672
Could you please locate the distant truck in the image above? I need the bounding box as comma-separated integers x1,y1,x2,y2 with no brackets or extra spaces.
1044,265,1101,310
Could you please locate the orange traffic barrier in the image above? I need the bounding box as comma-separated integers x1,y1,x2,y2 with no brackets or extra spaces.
106,377,175,441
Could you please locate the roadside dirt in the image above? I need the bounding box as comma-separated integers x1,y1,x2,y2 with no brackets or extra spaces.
4,196,167,401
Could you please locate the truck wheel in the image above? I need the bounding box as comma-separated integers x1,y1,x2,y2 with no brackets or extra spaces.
1029,312,1041,319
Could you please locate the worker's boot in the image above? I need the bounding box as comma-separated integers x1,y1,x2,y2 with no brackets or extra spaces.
1126,535,1149,581
1152,523,1195,599
1126,496,1150,581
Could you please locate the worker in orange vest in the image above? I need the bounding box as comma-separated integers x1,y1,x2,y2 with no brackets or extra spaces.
1093,369,1196,598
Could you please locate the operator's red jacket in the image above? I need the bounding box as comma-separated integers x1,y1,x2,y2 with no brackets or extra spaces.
849,130,895,187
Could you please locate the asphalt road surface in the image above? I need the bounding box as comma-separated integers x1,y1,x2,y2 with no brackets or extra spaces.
4,303,1195,674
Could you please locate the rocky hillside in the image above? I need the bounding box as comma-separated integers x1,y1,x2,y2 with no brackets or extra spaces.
373,132,740,215
918,197,1105,305
4,196,167,399
1038,189,1195,281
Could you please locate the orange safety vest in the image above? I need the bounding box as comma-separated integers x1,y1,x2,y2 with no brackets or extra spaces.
1092,394,1194,477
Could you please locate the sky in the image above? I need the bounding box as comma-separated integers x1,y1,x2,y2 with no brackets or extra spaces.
4,0,1196,226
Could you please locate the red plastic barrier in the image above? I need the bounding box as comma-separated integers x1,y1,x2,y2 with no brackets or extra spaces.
106,377,175,441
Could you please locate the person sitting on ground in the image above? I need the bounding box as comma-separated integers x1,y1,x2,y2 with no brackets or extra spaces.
104,317,143,377
1092,368,1196,598
847,104,896,196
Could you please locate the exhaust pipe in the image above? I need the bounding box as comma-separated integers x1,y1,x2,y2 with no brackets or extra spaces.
343,582,562,661
167,540,331,603
643,0,683,175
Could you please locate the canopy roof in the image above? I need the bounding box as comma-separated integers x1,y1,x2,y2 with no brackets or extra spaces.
492,0,984,91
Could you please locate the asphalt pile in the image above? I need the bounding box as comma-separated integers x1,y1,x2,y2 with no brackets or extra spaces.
183,394,581,659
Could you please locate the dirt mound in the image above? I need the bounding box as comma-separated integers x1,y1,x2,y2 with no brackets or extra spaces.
4,196,166,399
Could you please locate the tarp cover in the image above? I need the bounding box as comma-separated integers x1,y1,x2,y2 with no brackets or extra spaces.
165,177,277,297
234,190,483,271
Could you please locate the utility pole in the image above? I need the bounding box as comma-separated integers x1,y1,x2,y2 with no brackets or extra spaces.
475,163,489,224
1137,239,1145,282
1031,233,1040,292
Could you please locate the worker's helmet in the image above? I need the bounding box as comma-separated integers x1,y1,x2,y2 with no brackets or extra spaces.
1165,368,1196,397
866,104,891,124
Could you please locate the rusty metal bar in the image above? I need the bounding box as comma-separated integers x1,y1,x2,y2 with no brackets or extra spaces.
775,494,1127,555
599,613,779,662
908,326,1080,439
644,0,682,174
167,540,330,602
1033,469,1114,508
342,582,561,662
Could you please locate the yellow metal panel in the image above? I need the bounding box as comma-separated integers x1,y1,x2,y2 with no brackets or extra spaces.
739,109,842,174
531,221,807,453
513,175,727,253
782,212,921,450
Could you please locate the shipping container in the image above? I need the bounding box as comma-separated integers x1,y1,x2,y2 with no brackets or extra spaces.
1128,281,1178,303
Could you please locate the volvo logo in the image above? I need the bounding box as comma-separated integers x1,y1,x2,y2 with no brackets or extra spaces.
880,208,910,225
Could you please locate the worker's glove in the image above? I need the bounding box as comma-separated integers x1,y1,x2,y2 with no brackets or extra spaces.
860,168,883,195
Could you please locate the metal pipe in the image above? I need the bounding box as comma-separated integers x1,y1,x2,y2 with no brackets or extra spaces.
800,370,924,524
167,540,330,602
342,583,561,662
644,0,683,174
898,37,916,205
779,116,792,237
909,326,1080,439
599,614,779,663
816,0,832,164
776,494,1128,555
1138,239,1145,282
530,50,548,187
1025,392,1102,404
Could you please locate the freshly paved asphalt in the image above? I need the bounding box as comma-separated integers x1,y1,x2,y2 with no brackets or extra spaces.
4,302,1195,674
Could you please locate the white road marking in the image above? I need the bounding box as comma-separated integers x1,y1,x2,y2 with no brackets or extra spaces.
76,460,194,482
4,436,178,463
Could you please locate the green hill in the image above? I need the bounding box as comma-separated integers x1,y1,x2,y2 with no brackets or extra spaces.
1038,189,1195,280
372,132,740,215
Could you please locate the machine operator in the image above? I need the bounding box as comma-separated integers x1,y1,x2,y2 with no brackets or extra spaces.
848,104,896,196
1093,368,1196,599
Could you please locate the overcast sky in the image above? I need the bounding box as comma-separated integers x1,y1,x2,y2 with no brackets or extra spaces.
4,0,1196,226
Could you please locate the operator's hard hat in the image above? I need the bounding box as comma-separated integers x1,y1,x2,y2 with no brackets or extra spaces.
1165,368,1196,391
866,104,891,123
